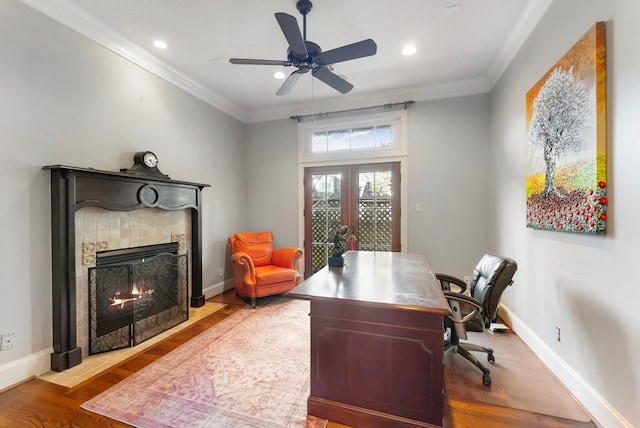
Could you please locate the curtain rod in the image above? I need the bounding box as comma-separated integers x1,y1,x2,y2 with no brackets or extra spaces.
290,100,415,123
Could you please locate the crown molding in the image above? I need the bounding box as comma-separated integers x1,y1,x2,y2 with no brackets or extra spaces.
22,0,551,124
245,77,491,123
20,0,248,123
486,0,554,88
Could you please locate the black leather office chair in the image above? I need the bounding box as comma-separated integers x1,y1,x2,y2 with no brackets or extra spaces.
436,253,517,385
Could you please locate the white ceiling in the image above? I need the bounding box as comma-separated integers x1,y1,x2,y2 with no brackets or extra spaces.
24,0,552,123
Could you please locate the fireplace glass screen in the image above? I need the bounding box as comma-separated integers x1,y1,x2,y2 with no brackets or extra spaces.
88,244,188,354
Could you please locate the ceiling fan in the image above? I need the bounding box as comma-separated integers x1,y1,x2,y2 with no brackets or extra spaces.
229,0,377,96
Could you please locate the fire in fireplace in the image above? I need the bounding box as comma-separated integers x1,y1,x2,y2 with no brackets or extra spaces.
88,243,188,354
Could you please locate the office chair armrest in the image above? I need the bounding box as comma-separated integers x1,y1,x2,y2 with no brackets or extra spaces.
444,291,482,324
436,273,468,293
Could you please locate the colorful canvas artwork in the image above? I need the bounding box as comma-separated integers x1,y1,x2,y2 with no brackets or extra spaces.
526,22,607,234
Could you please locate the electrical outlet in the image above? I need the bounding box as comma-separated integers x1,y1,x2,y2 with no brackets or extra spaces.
555,326,561,342
218,267,224,278
1,332,15,351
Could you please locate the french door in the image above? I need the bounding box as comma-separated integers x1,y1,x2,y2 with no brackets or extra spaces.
303,162,400,276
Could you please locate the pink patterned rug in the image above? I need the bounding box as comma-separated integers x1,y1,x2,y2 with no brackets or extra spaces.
82,297,326,428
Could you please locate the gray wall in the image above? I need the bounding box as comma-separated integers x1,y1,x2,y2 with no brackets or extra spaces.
242,96,493,278
490,0,639,426
407,95,493,276
0,0,246,383
2,0,637,425
244,119,300,248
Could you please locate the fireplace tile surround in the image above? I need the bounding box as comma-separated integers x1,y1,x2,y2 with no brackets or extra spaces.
76,206,191,357
45,165,209,372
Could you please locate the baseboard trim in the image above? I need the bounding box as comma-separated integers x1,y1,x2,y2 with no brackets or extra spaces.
0,348,51,391
203,279,234,300
0,279,233,392
501,304,632,428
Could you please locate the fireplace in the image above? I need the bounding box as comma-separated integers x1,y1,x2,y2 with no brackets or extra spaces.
45,165,209,371
89,243,188,354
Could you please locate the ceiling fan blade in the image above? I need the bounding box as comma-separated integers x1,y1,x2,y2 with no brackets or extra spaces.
275,12,308,59
312,67,354,94
229,58,293,66
315,39,377,66
276,69,308,96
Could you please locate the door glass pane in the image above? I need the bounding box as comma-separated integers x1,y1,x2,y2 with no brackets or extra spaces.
305,163,399,276
310,173,342,273
358,170,392,251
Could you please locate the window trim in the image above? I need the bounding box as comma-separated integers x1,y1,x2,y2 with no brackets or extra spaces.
296,110,409,276
298,110,408,163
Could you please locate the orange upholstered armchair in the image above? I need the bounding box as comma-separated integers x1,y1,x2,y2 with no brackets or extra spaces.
228,231,303,308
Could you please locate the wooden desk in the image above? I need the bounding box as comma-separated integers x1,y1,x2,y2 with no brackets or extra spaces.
288,251,451,428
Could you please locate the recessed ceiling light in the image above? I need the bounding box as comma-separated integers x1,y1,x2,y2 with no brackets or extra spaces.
274,71,286,79
402,45,417,56
153,40,167,49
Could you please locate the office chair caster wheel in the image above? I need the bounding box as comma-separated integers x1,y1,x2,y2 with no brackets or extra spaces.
487,354,495,364
483,374,492,385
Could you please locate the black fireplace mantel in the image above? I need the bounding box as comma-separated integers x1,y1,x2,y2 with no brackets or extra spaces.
44,165,210,372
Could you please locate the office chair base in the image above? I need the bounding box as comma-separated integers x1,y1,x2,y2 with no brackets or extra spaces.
483,373,491,385
462,342,495,363
456,343,494,386
444,328,496,385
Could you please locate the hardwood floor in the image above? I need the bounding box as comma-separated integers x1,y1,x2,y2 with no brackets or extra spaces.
0,290,596,428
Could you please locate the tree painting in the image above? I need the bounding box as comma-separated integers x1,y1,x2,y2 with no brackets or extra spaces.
526,22,607,235
529,66,591,197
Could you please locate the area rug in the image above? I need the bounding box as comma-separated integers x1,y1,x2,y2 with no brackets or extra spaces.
82,297,325,428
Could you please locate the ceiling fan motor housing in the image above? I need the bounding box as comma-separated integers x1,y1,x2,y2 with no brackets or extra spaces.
288,40,322,68
296,0,313,15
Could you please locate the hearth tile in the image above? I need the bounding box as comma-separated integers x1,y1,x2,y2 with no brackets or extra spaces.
39,302,226,388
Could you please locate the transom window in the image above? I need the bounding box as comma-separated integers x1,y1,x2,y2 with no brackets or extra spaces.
298,111,407,163
312,125,392,152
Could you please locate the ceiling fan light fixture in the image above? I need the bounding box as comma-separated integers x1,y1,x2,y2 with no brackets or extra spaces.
274,71,286,79
402,45,417,56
